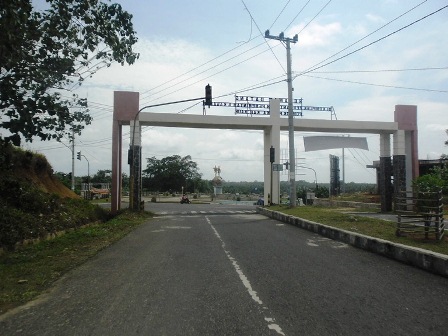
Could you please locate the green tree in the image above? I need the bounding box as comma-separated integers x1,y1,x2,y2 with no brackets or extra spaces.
0,0,139,145
90,169,112,184
54,171,72,189
143,155,202,193
442,129,448,159
414,163,448,193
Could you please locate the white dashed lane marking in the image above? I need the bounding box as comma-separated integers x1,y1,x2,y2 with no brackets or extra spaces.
206,216,286,336
306,236,348,249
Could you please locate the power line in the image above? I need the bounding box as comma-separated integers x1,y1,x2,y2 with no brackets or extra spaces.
140,0,331,104
296,3,448,78
310,66,448,74
62,1,440,115
241,0,286,73
139,36,260,99
145,2,442,105
303,74,448,93
295,0,333,35
140,0,297,101
283,0,312,31
298,0,429,77
140,41,269,104
62,65,448,118
270,0,292,29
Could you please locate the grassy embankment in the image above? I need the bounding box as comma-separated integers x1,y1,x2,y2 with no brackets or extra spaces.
0,211,151,315
0,142,153,314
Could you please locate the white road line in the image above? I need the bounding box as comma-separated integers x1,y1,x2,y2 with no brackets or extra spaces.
206,216,286,336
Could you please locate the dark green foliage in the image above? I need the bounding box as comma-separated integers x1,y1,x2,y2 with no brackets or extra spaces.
0,140,110,250
54,171,72,189
0,176,109,250
414,162,448,193
223,181,264,195
0,0,139,145
90,169,112,184
142,155,203,193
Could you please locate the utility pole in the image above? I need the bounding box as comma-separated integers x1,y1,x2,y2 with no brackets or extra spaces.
78,152,90,199
265,30,298,207
71,128,75,191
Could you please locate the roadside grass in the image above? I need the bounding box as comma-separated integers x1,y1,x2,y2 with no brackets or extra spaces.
270,205,448,255
0,211,152,315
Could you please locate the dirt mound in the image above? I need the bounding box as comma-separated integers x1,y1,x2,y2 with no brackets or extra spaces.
1,142,78,199
17,165,78,198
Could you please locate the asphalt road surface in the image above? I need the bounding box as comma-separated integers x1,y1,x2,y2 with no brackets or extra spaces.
1,203,447,335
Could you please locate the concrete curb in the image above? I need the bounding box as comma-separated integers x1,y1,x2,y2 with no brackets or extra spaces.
257,207,448,278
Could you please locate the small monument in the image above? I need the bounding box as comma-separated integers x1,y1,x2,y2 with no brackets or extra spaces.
211,165,224,195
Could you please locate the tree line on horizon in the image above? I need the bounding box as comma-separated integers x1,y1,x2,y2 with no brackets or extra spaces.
56,153,378,197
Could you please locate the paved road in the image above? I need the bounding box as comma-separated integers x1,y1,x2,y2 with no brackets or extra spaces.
1,204,447,335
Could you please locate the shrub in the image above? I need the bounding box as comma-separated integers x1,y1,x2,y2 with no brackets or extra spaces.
0,187,110,251
414,163,448,194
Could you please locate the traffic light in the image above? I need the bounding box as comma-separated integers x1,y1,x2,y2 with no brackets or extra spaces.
205,84,212,107
284,161,289,170
77,151,81,160
128,148,133,165
68,172,72,180
270,146,275,163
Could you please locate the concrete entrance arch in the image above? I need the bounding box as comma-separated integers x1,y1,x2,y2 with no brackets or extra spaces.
111,91,418,213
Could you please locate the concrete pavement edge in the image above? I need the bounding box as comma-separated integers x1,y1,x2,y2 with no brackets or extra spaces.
257,207,448,278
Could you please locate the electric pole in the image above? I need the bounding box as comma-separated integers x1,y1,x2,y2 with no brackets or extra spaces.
71,128,75,191
265,30,298,207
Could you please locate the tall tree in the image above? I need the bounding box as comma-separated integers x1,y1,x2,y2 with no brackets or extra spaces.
90,169,112,184
143,155,202,192
0,0,139,145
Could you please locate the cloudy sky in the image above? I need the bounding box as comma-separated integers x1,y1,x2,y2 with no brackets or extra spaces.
26,0,448,185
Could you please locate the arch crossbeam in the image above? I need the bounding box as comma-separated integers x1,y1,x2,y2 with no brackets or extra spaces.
111,90,416,214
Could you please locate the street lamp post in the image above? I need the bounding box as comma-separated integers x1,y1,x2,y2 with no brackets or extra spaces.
298,166,318,189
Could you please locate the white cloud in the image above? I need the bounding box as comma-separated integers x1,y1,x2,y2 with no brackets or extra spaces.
288,22,342,48
366,13,385,24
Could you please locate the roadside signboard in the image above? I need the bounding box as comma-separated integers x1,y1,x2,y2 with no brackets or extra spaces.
272,163,283,171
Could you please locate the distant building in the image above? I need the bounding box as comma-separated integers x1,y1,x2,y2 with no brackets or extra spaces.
418,158,448,176
367,158,448,192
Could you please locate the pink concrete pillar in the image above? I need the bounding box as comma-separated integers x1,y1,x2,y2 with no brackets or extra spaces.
112,91,139,213
394,105,419,180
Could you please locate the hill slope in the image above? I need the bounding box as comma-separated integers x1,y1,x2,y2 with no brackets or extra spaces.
0,141,107,251
0,141,77,198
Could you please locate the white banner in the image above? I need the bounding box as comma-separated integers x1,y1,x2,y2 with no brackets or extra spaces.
303,136,369,152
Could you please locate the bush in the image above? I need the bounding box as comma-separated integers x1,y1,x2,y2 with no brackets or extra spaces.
414,162,448,194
